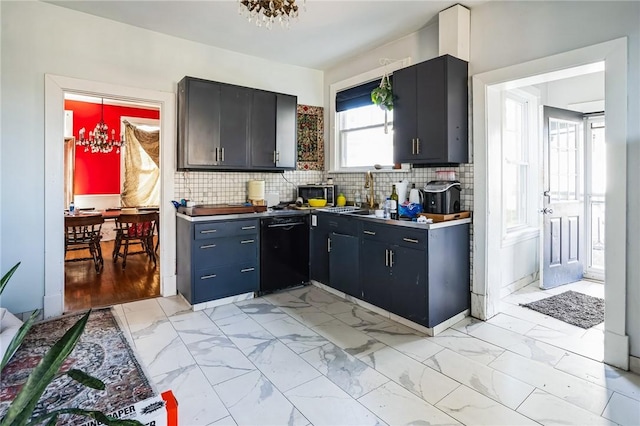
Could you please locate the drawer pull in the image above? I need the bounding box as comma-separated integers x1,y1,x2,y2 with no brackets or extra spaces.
389,250,394,267
363,230,376,236
385,249,389,267
200,229,217,234
200,244,217,249
241,226,256,230
201,274,217,280
402,238,419,244
241,267,255,273
240,239,255,244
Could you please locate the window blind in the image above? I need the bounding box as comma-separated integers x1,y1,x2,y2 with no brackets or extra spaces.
335,76,392,112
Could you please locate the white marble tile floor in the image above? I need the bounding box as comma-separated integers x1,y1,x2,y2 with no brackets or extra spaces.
114,283,638,426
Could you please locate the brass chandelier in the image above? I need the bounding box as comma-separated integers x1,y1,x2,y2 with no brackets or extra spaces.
76,98,124,154
238,0,304,29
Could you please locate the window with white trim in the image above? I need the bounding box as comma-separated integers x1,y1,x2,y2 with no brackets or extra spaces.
328,58,411,171
501,90,538,235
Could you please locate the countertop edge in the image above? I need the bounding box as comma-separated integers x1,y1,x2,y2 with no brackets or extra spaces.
176,210,310,222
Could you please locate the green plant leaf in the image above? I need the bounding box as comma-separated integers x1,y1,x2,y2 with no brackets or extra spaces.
0,262,21,295
1,309,40,371
1,310,92,426
67,369,106,390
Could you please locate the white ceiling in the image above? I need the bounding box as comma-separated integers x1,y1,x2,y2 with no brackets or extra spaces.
46,0,478,70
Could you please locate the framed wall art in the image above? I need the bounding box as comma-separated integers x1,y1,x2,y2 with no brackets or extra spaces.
296,105,324,171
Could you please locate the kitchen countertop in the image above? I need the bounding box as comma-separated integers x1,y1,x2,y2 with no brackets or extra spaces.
176,208,309,222
176,207,471,229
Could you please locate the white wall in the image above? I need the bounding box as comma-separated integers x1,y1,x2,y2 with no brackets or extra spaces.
0,1,323,313
538,72,605,111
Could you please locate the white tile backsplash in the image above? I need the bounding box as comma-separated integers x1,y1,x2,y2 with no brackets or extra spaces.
174,165,472,210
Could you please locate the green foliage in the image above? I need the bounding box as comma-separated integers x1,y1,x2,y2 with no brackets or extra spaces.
0,263,143,425
371,75,394,111
1,262,40,371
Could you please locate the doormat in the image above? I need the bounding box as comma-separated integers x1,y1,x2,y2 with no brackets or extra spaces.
0,309,155,425
521,290,604,329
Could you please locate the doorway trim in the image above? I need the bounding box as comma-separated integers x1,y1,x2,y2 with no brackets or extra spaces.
472,38,629,369
44,74,177,318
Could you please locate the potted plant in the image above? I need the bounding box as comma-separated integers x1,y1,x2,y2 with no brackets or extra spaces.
371,73,394,133
0,263,141,426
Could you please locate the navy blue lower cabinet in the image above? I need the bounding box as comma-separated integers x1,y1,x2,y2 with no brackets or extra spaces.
329,232,360,297
360,239,392,311
359,221,470,328
177,216,259,305
390,245,427,325
309,219,330,285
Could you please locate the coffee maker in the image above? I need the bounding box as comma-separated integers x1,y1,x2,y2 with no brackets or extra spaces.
423,181,461,214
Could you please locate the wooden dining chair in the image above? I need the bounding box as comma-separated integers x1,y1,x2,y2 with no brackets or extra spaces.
64,214,104,273
113,212,158,269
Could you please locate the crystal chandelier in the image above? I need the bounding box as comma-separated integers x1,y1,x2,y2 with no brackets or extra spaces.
76,98,124,154
238,0,304,29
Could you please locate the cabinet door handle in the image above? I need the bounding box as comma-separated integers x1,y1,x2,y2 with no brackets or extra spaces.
200,244,217,249
240,239,255,244
389,250,394,268
241,267,255,273
416,138,420,154
328,237,331,253
385,249,389,267
276,151,280,162
273,151,277,164
214,147,218,162
411,138,415,155
363,230,376,236
241,226,256,230
402,238,419,244
201,274,217,280
200,229,217,234
221,147,225,162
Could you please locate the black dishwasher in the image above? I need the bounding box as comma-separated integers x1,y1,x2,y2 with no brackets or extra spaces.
260,215,310,294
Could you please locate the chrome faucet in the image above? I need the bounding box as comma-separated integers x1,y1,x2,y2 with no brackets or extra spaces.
364,170,375,209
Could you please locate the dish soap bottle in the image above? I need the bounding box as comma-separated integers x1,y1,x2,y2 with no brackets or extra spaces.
336,193,346,207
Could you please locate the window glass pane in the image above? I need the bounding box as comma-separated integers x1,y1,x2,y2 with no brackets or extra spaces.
502,92,529,230
337,104,393,168
340,126,393,167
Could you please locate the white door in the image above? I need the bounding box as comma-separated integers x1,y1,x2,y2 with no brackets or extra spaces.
542,106,585,289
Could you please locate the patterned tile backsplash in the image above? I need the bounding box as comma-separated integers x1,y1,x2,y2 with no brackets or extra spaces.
173,164,473,211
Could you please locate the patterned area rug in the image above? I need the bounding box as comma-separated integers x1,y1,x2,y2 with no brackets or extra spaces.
0,309,154,424
521,290,605,329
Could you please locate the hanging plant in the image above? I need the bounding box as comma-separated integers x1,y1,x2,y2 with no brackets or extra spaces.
371,74,394,133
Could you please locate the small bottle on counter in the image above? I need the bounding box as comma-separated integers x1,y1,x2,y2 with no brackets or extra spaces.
69,201,75,215
354,191,361,208
383,197,391,219
390,185,399,220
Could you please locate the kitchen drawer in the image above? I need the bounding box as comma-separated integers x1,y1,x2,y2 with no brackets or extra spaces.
193,262,259,303
193,235,258,270
361,222,427,249
194,219,259,240
316,213,356,236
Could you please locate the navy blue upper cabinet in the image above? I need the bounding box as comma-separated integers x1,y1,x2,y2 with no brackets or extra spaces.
178,76,297,171
393,55,468,165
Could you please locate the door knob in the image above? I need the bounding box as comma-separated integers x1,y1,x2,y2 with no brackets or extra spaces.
539,208,554,214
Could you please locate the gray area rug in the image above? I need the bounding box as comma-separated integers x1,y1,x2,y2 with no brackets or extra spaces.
521,290,604,329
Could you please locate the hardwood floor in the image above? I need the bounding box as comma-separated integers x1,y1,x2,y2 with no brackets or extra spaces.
64,239,160,313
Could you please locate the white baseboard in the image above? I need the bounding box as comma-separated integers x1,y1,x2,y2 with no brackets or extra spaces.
310,280,468,336
629,355,640,374
189,292,255,312
604,330,630,370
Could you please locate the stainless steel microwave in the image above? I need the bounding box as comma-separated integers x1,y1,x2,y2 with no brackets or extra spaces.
297,185,337,206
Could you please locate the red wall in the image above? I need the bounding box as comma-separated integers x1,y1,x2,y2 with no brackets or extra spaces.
65,100,160,195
